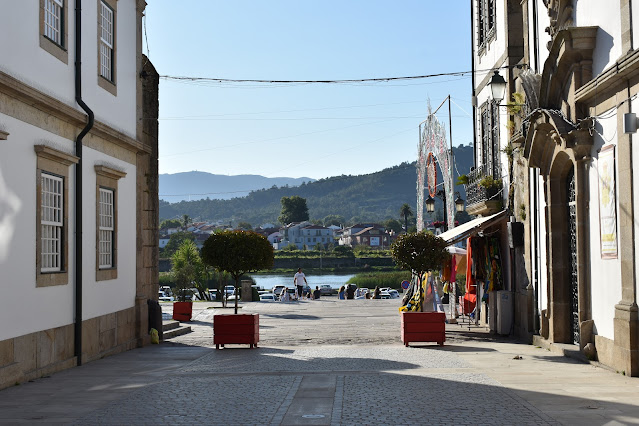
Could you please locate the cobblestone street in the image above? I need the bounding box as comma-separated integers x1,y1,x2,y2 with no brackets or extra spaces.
2,299,639,425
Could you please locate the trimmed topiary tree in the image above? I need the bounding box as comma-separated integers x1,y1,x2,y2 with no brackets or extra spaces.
201,230,274,314
390,231,448,309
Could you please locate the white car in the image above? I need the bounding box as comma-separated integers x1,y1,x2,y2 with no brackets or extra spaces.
259,294,276,302
388,289,400,299
158,291,173,302
380,291,392,299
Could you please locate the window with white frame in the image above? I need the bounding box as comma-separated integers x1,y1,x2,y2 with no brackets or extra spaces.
98,188,114,269
44,0,64,46
99,1,114,81
477,0,496,51
41,173,63,272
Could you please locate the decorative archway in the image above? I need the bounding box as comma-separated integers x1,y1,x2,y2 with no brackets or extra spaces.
417,102,453,231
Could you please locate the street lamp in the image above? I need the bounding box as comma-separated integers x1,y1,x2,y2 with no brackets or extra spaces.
425,189,465,230
489,70,507,104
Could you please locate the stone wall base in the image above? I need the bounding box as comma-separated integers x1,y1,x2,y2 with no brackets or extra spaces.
0,306,139,390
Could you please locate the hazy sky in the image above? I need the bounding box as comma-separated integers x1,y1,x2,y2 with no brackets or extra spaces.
145,1,475,181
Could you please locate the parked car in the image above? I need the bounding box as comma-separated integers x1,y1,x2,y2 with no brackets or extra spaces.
158,291,173,302
380,291,392,299
272,285,286,298
388,289,400,299
224,285,235,296
259,294,276,302
319,284,334,296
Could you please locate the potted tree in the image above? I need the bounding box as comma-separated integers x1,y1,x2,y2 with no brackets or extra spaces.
201,230,274,349
391,231,449,346
171,240,204,321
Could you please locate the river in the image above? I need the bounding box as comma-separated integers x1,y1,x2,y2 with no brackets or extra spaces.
252,273,355,290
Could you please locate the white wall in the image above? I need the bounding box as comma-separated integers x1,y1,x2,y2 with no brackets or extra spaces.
81,147,136,320
0,1,138,138
575,0,622,76
588,109,622,339
0,113,76,341
537,172,548,313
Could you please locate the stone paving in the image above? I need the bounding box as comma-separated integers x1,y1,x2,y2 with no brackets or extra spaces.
1,298,639,425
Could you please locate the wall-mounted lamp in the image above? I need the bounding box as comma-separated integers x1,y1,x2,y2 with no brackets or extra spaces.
624,113,638,134
489,71,507,104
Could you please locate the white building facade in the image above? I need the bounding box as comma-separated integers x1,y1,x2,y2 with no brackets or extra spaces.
0,0,159,389
472,0,639,376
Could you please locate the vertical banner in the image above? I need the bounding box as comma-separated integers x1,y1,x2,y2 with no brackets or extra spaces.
598,145,618,259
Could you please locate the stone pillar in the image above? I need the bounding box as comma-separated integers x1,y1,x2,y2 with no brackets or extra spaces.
614,89,639,376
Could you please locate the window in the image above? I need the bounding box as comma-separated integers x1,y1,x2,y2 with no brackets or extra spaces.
98,188,114,269
95,165,125,281
40,0,68,63
35,145,78,287
477,0,496,52
97,0,117,95
99,1,114,81
480,101,500,178
41,173,63,272
44,0,63,45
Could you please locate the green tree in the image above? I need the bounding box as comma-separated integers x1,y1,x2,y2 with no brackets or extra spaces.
162,232,196,258
171,240,205,302
182,214,191,229
201,230,274,314
160,218,182,230
399,203,414,233
390,231,448,305
383,218,403,234
237,221,253,230
323,214,345,227
278,196,309,224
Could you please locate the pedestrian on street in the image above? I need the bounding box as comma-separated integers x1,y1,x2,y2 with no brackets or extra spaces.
313,286,321,300
293,268,308,300
338,285,345,300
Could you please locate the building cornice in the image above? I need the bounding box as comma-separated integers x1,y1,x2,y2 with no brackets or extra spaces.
94,165,127,180
0,71,150,155
575,48,639,105
34,145,80,166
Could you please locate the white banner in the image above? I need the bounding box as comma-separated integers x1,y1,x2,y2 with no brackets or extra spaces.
598,145,618,259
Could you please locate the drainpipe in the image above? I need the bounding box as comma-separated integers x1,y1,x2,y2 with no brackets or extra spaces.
74,0,94,367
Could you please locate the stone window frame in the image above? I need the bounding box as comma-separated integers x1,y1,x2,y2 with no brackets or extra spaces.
97,0,118,96
35,145,79,287
95,165,126,281
477,0,496,56
39,0,69,64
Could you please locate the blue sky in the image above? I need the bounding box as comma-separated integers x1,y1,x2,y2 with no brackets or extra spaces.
145,1,473,180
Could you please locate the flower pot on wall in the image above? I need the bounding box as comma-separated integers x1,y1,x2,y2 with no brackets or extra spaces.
173,301,193,321
214,313,259,349
401,311,445,347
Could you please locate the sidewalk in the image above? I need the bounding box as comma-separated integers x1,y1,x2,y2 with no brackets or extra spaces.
0,299,637,425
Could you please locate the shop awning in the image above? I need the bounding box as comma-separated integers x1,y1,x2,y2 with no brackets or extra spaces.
438,210,509,246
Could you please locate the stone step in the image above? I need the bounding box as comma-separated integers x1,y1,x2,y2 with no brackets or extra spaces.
163,320,180,331
162,322,192,340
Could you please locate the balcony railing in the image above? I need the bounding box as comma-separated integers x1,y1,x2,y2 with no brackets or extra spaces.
465,164,502,214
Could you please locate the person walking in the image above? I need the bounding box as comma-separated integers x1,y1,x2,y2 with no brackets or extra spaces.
293,268,308,300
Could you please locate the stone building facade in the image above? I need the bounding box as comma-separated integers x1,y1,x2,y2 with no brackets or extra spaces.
0,0,159,389
477,0,639,376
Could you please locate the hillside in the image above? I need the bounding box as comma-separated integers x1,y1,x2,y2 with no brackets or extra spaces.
159,145,474,226
159,172,314,202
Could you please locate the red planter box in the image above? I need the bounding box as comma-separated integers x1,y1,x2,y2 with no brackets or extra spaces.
214,313,259,349
401,312,445,347
173,301,193,322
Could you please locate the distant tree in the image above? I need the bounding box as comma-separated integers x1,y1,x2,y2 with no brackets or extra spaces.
399,203,414,233
182,214,191,229
383,218,403,234
332,245,354,257
171,240,205,302
278,196,309,224
391,231,448,307
310,218,323,226
162,232,196,258
237,221,252,230
160,218,182,230
201,230,274,314
323,214,345,227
